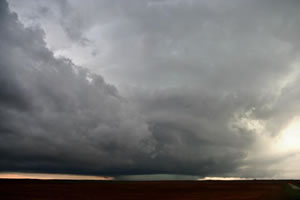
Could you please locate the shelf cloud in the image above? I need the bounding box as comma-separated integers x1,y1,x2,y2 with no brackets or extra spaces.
2,0,300,179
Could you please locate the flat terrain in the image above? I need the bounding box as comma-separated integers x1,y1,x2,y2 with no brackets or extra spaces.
0,179,298,200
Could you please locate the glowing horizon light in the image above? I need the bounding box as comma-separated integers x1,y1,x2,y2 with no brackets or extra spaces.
0,172,114,180
197,177,253,181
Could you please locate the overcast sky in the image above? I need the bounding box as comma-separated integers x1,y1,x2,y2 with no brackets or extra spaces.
1,0,300,180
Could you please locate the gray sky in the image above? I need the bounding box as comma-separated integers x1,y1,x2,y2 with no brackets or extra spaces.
1,0,300,179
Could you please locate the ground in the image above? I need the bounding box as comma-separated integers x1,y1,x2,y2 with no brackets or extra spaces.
1,179,299,200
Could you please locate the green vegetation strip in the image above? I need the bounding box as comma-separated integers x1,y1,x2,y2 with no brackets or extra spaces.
284,183,300,200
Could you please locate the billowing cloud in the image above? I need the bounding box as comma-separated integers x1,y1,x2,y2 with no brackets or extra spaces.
0,0,153,176
2,0,300,179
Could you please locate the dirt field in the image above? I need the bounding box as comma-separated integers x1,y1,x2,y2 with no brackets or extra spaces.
0,179,296,200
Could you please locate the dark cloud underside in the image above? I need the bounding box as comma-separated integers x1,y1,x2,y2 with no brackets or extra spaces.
2,0,300,178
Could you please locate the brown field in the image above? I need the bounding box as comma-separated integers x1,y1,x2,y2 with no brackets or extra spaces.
0,179,298,200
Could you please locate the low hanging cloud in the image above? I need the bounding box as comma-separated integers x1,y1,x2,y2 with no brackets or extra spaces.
0,0,153,176
2,0,300,179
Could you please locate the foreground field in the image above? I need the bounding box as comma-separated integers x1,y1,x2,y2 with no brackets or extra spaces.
0,179,298,200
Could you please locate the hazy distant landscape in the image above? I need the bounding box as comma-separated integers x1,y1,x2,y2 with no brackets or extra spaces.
2,179,300,200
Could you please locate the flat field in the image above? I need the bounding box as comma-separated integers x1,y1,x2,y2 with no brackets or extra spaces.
0,179,298,200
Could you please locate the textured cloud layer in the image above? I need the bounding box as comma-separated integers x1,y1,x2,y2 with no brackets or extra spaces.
0,1,154,176
2,0,300,178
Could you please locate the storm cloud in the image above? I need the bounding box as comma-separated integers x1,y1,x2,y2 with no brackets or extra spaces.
2,0,300,179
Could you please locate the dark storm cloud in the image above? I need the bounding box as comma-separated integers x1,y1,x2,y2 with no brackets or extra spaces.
0,0,252,177
0,0,152,176
3,0,300,178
